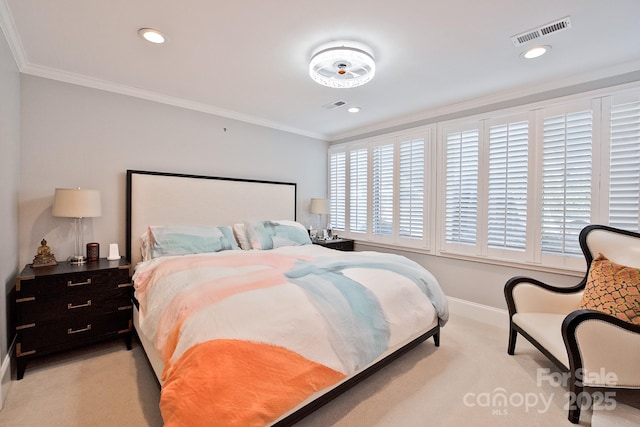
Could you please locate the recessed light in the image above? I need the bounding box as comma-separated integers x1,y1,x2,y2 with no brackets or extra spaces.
522,45,550,59
138,28,166,44
348,107,361,113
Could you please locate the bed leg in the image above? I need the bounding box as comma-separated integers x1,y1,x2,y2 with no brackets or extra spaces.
125,332,132,350
433,332,440,347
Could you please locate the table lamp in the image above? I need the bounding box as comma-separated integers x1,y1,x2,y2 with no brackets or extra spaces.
52,188,102,264
310,198,330,231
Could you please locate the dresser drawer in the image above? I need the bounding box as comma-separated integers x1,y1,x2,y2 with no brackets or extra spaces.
17,309,132,355
17,268,129,298
17,293,132,325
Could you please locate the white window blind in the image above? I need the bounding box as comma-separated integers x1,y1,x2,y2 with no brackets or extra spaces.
329,151,346,231
488,120,528,251
541,109,593,256
445,129,479,245
373,143,394,236
350,148,368,234
399,138,425,239
609,98,640,231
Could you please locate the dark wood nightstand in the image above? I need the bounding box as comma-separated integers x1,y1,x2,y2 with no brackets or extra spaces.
14,258,133,379
312,237,354,251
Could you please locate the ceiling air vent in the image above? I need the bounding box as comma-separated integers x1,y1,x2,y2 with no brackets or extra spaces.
511,16,572,46
322,100,348,110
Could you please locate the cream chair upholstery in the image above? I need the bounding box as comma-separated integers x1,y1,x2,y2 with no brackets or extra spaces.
505,225,640,424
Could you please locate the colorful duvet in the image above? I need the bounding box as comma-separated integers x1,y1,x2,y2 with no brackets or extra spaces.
133,245,448,426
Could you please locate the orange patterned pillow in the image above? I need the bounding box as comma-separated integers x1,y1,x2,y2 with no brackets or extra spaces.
579,253,640,325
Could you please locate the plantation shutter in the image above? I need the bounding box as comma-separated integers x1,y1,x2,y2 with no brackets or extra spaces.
541,109,593,256
372,143,394,236
329,151,346,231
487,120,528,251
399,138,425,239
350,148,368,234
445,129,479,245
609,98,640,232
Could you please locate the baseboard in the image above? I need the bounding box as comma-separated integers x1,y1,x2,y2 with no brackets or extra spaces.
0,337,15,410
448,296,509,330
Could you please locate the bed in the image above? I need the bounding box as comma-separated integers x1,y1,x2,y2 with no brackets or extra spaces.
126,169,448,426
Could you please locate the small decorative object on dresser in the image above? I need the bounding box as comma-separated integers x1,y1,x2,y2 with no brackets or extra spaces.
14,257,133,379
32,238,57,267
312,237,354,251
86,242,99,262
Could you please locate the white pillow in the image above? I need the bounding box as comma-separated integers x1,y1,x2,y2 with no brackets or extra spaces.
140,230,153,261
233,223,251,250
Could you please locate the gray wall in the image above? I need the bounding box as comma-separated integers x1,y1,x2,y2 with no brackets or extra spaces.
18,75,328,268
0,28,20,360
356,243,581,311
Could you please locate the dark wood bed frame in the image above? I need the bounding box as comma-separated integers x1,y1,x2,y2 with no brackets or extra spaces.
126,169,441,425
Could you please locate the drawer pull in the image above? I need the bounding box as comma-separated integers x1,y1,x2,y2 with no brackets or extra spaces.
67,278,92,287
17,323,36,330
16,296,36,303
68,324,92,334
68,300,92,309
118,283,133,288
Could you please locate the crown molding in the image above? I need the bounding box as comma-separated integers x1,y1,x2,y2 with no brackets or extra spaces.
0,0,26,69
0,1,325,141
330,59,640,143
21,62,326,140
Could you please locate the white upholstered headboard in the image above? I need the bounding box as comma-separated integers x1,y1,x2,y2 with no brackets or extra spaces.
126,170,297,266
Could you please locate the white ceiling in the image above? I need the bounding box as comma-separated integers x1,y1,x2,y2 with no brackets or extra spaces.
2,0,640,141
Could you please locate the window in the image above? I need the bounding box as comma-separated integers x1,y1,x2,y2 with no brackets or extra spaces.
349,148,368,234
329,129,432,248
372,143,394,236
329,86,640,273
442,126,479,255
329,151,346,231
399,138,425,240
487,116,530,260
608,95,640,231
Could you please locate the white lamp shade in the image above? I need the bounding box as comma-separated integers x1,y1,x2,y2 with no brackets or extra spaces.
52,188,102,218
310,198,330,215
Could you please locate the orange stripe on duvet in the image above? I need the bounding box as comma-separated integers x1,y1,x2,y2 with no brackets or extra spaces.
160,339,345,427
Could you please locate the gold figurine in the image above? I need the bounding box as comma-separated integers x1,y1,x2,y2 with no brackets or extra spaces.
32,238,58,267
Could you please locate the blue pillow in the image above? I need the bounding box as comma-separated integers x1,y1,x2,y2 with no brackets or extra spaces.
244,220,311,250
149,225,239,258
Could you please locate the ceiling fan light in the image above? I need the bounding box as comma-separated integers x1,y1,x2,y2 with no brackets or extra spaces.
138,28,166,44
309,46,375,89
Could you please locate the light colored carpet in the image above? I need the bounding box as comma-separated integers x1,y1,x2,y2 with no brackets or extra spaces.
1,314,637,426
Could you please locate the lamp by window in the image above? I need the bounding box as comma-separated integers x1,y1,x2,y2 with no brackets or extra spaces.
52,188,102,264
310,198,330,230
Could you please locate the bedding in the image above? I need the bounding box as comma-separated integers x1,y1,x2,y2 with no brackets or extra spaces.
133,244,448,426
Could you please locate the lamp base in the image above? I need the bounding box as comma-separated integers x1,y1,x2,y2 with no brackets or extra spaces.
69,255,87,265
